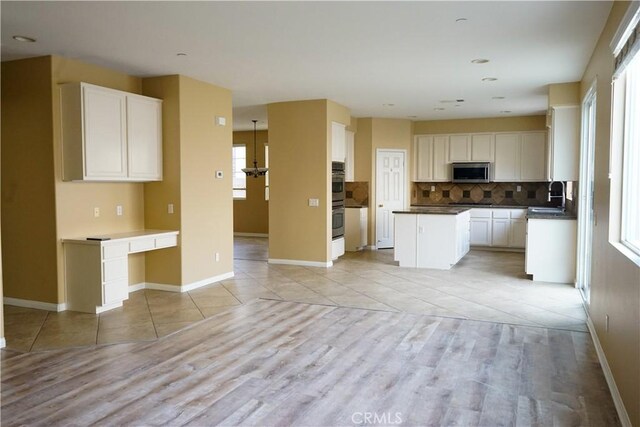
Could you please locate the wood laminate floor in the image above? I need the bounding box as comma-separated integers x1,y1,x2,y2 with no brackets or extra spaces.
1,299,619,426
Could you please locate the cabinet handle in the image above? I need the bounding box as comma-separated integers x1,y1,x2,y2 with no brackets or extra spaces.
378,204,384,208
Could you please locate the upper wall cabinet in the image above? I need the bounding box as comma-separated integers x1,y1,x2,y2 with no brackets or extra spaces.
331,122,346,162
414,135,450,182
548,105,580,181
60,82,163,182
345,130,355,182
494,131,546,182
447,133,495,162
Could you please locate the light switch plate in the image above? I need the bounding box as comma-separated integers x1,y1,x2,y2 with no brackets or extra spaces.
308,198,319,207
215,116,226,126
116,205,123,216
94,207,100,218
215,170,223,179
168,203,174,214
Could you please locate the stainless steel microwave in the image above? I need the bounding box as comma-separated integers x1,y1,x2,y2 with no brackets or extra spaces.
451,162,491,183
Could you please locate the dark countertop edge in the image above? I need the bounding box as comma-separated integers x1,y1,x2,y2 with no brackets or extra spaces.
345,205,368,208
393,207,471,215
526,213,577,220
411,204,529,209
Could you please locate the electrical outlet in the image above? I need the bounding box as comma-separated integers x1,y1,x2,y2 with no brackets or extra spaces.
168,204,174,214
308,198,319,207
431,185,436,192
116,205,123,216
215,252,220,262
94,207,100,218
516,185,522,192
605,314,609,332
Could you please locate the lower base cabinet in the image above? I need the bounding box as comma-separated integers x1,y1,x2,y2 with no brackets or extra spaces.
470,208,526,249
526,218,577,283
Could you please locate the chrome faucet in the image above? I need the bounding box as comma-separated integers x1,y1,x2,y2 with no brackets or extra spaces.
548,181,566,211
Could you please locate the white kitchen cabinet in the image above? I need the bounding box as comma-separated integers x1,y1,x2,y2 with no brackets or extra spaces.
471,134,495,161
332,122,346,162
469,209,492,246
448,135,470,162
491,218,510,247
345,207,368,251
526,218,577,283
548,105,580,181
63,230,179,313
494,133,521,181
510,220,527,248
345,130,355,182
413,135,449,181
60,82,163,182
520,132,546,181
127,95,163,180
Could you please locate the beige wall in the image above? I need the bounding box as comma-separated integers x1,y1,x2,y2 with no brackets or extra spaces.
233,130,269,235
413,115,547,135
549,82,581,106
268,99,349,264
580,1,640,424
1,57,59,303
143,75,233,286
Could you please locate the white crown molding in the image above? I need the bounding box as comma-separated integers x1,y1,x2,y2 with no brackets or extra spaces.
268,258,333,268
3,297,67,312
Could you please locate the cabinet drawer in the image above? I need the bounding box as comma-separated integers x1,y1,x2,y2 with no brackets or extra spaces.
492,209,510,219
103,258,128,282
155,235,177,249
510,209,527,219
470,208,491,218
103,243,128,260
103,279,128,305
129,238,155,253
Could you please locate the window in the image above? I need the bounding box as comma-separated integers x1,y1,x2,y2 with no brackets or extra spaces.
232,145,246,199
264,144,269,201
610,1,640,265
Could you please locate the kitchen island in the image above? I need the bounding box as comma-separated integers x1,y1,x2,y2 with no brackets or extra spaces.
393,207,470,270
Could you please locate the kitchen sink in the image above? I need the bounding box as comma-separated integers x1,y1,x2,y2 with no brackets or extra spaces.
528,207,565,214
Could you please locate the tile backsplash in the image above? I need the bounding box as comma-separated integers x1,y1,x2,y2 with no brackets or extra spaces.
412,182,563,207
345,181,369,206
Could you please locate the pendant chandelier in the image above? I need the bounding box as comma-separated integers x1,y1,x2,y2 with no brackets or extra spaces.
242,119,268,178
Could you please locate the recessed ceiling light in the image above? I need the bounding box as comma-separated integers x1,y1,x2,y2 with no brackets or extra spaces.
407,115,418,119
176,53,187,56
454,105,462,108
383,103,395,107
482,77,498,82
456,99,465,103
492,96,505,100
434,107,445,111
12,35,36,43
471,59,489,64
440,100,456,104
455,18,468,23
500,110,512,114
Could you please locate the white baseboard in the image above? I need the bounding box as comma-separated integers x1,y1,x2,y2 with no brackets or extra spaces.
3,297,67,312
234,232,268,238
585,313,632,426
142,271,235,293
365,245,377,251
268,258,333,268
0,337,5,349
128,282,146,293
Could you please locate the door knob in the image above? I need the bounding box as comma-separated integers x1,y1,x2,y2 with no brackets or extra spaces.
379,204,384,207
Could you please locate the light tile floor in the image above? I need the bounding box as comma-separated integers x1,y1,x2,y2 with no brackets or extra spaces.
2,237,587,353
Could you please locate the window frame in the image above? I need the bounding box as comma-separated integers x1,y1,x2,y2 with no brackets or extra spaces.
232,144,247,200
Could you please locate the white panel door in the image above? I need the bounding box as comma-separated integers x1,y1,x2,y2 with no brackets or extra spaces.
520,132,546,181
127,95,162,180
376,150,405,249
509,220,526,248
492,219,510,246
494,133,520,181
415,136,433,181
432,136,450,181
448,135,470,162
83,85,127,179
471,134,495,161
470,218,492,246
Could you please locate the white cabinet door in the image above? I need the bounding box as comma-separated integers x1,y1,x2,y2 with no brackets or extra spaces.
127,95,162,180
470,218,492,246
83,85,128,179
433,136,450,181
332,122,346,162
414,136,433,181
491,218,510,246
509,220,526,248
448,135,470,162
345,130,355,182
549,106,580,181
494,134,520,181
520,132,546,181
471,134,494,161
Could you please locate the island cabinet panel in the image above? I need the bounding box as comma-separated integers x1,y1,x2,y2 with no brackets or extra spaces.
526,218,577,283
394,210,470,270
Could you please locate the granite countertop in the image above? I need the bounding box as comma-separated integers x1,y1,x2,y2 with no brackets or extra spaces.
394,207,471,215
526,209,577,220
411,203,528,209
345,205,368,208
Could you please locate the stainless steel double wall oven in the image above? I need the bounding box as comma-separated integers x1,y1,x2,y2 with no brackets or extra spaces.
332,161,345,239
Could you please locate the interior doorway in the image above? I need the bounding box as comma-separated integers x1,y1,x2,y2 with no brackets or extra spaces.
576,81,597,304
375,149,406,249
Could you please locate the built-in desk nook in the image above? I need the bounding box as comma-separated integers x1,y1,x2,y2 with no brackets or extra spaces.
63,230,179,313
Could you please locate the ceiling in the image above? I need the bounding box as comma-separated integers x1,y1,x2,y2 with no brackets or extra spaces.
1,1,612,131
